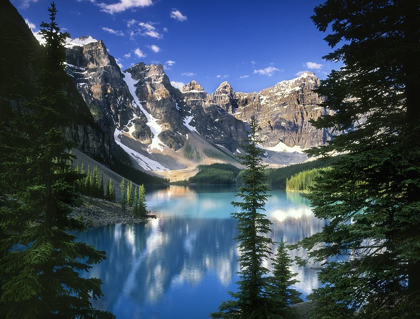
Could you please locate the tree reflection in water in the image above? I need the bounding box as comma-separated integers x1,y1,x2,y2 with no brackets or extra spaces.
77,186,326,318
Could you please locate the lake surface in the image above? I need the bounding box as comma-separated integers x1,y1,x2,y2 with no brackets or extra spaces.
77,185,325,318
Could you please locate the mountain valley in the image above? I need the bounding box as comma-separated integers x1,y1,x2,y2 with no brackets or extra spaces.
64,36,328,180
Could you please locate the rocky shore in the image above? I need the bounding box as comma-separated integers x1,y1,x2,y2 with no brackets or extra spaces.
71,196,155,228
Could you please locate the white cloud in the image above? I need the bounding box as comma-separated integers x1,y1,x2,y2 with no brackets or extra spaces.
124,52,131,58
25,19,36,31
171,81,185,89
20,0,38,8
102,27,124,36
240,75,249,79
128,22,162,39
170,9,187,22
253,66,280,77
127,19,138,27
163,27,168,32
216,75,229,79
144,30,161,38
305,62,323,70
149,45,160,53
182,72,196,77
139,22,155,31
98,0,153,14
164,60,175,70
134,48,146,58
116,58,124,69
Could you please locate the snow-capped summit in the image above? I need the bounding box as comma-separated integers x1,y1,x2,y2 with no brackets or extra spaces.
65,36,98,48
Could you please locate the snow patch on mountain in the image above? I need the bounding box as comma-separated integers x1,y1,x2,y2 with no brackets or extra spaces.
114,128,168,171
123,71,165,152
261,142,303,153
65,36,98,48
183,115,197,133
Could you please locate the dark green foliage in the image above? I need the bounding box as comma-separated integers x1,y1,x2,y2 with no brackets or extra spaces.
286,168,329,192
127,181,133,207
211,118,274,318
99,173,104,198
120,178,126,212
133,185,147,217
189,163,241,184
266,157,336,189
76,164,106,199
297,0,420,317
267,240,302,317
0,3,114,318
138,185,147,216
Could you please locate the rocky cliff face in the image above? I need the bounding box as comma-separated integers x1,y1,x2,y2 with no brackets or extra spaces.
0,2,119,166
65,38,136,131
63,36,328,172
181,81,248,152
204,72,329,150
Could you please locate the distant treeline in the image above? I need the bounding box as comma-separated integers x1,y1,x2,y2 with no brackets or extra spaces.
189,163,241,184
286,167,330,192
266,157,337,189
75,163,147,216
75,163,116,201
184,157,338,188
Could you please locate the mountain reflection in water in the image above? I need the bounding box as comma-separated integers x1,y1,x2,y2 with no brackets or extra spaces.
77,186,325,318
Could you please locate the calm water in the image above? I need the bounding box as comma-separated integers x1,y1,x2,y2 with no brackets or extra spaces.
77,185,325,318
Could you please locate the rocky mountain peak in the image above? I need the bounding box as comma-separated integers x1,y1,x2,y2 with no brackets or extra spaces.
181,80,205,93
65,36,98,48
127,63,168,86
206,81,238,113
215,81,234,94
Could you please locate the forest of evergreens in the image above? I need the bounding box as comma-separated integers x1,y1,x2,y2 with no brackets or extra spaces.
188,163,241,184
286,167,330,192
1,0,419,318
265,157,336,189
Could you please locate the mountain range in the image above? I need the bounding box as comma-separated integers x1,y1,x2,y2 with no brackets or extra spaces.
64,36,330,179
2,1,330,182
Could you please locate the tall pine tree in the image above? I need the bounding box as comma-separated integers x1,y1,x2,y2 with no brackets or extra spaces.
268,240,302,318
120,178,126,212
211,118,274,318
0,3,114,318
298,0,420,317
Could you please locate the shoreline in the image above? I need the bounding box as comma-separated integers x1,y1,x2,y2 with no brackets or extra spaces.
71,196,155,228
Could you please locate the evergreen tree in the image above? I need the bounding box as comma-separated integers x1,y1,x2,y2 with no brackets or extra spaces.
298,0,420,317
268,240,302,317
106,178,111,201
127,180,133,207
112,183,116,201
138,184,147,216
92,165,99,197
0,3,114,318
211,118,273,318
133,186,139,216
84,165,91,196
99,172,104,199
120,178,126,212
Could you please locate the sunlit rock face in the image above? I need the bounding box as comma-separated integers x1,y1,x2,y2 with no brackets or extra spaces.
65,39,138,130
205,72,330,149
125,63,188,151
64,37,328,169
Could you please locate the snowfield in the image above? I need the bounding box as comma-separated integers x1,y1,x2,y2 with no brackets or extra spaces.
123,71,165,152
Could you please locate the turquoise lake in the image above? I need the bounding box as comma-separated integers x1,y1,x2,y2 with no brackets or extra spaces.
76,185,325,318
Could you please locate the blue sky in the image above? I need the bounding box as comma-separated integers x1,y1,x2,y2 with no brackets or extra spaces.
12,0,336,93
